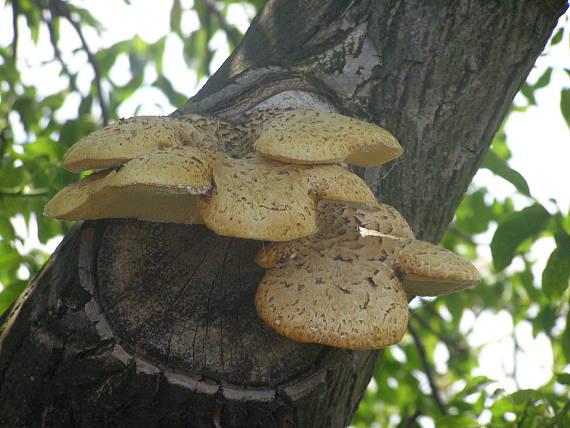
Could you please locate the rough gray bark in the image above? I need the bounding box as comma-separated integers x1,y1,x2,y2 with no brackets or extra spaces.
0,1,566,427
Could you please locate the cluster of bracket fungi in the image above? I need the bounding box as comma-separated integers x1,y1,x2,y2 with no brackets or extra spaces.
45,109,479,350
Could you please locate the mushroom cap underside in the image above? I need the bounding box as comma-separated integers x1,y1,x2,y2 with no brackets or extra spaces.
45,147,212,223
48,150,379,241
396,240,480,296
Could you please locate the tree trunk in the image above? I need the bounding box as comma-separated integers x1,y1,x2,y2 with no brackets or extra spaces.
1,1,566,427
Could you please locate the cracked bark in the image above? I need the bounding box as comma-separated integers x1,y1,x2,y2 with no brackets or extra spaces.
0,1,566,427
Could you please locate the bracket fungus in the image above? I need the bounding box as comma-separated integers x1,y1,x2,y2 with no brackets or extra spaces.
254,202,480,349
45,108,479,351
46,110,399,240
62,116,220,173
45,146,213,224
252,109,403,167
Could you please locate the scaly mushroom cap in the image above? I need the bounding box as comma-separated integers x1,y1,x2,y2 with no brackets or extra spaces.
255,202,410,348
255,202,414,268
252,110,403,167
48,110,405,241
45,146,212,223
254,202,480,348
198,156,378,241
49,148,378,240
395,240,480,296
255,251,408,349
178,114,254,159
62,116,219,173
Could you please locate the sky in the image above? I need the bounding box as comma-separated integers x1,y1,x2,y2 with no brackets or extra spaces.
1,1,569,423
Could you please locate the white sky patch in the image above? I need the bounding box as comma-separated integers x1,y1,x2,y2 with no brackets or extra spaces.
473,20,570,211
10,214,62,256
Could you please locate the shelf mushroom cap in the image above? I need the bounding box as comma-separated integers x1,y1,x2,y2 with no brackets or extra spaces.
198,156,378,241
255,202,411,349
255,251,409,349
48,110,404,240
252,109,403,167
62,116,220,173
255,203,414,269
395,240,480,296
254,202,480,348
48,150,379,241
45,146,213,223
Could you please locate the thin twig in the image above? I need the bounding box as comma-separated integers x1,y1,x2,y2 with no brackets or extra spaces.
0,191,50,197
44,8,78,91
11,0,19,60
546,400,570,427
372,157,400,186
51,0,109,124
203,2,213,70
204,0,241,47
408,323,447,416
516,399,530,428
411,312,462,351
402,409,421,428
447,224,477,246
512,329,521,390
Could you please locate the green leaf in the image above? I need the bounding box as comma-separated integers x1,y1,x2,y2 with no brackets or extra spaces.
152,76,187,107
13,95,40,133
0,217,16,240
561,88,570,131
554,229,570,258
41,92,66,111
550,27,564,45
66,4,103,34
555,373,570,385
491,204,551,271
79,95,93,115
170,0,182,36
490,395,512,418
533,67,553,90
542,232,570,300
0,280,29,315
562,312,570,363
148,36,166,74
481,150,530,196
434,416,480,428
521,68,552,106
454,375,492,397
36,215,63,245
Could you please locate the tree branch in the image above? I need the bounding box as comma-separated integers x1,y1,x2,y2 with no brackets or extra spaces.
447,224,477,246
11,0,19,61
203,0,241,47
402,409,421,428
411,311,467,355
0,190,50,197
44,9,78,92
50,0,109,125
408,323,447,416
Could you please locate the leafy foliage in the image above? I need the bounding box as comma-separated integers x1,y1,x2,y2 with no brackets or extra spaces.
0,1,568,426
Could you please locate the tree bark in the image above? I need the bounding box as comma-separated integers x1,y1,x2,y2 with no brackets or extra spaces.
1,1,566,427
